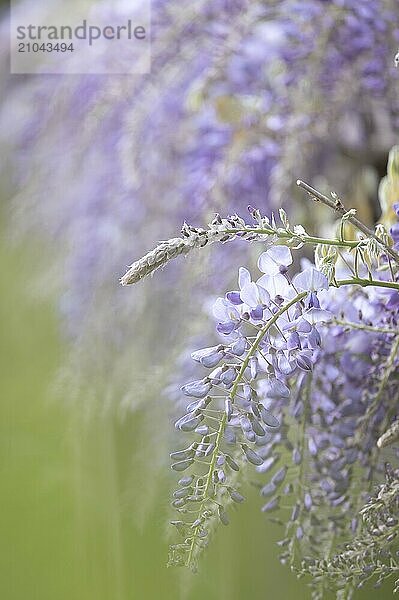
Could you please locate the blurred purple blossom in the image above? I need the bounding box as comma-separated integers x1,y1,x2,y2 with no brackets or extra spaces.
1,0,399,345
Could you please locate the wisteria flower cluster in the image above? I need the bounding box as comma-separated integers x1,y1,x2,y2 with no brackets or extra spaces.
123,170,399,598
168,246,329,570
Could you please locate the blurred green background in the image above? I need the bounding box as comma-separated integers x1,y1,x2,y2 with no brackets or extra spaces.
1,218,395,600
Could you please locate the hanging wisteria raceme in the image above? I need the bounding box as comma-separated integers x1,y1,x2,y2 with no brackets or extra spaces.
267,275,399,597
300,464,399,593
123,166,399,595
168,247,331,570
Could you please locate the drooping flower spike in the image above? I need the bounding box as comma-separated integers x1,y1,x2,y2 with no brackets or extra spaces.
168,248,331,570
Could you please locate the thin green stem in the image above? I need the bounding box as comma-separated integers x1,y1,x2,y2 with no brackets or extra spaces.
337,249,356,276
335,278,399,291
333,320,398,335
186,411,227,567
224,228,359,249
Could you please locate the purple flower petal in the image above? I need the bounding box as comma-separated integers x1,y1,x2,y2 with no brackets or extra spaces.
263,378,290,399
217,321,236,335
213,297,239,321
226,291,242,305
250,305,264,320
304,308,332,324
240,281,260,308
257,273,293,299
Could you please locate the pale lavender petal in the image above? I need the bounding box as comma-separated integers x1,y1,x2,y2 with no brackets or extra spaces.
267,245,293,266
257,253,278,276
191,346,220,363
277,353,295,375
258,245,292,275
231,337,246,356
213,297,229,321
240,281,259,308
257,273,292,299
181,379,211,398
238,266,251,289
257,284,270,305
250,305,264,320
293,267,328,292
263,378,290,399
213,297,239,322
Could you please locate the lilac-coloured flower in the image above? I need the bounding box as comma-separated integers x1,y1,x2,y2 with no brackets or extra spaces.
226,267,250,305
181,379,212,398
258,246,293,276
260,378,291,400
277,353,295,375
240,281,270,311
257,273,293,300
227,267,271,316
213,297,241,334
231,336,246,356
296,353,313,372
283,307,332,332
293,268,329,292
191,345,224,368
